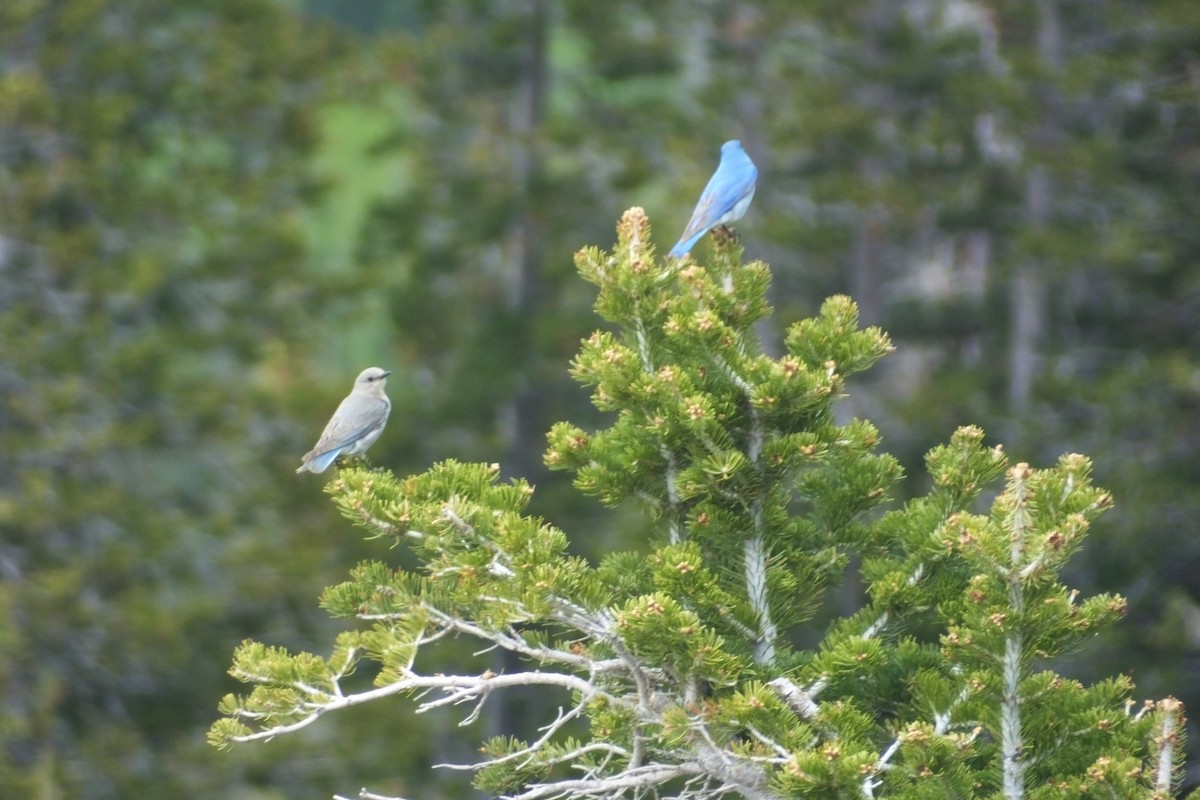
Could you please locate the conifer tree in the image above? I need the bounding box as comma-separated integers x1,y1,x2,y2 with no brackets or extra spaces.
212,209,1189,800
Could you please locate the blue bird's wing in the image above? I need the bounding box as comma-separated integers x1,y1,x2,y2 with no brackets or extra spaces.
304,447,343,473
674,190,724,250
670,149,757,257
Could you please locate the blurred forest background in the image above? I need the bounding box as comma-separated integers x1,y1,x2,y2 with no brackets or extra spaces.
1,1,1198,798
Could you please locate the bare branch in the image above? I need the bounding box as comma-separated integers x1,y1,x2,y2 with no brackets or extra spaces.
228,670,623,746
767,677,820,721
504,764,692,800
333,791,409,800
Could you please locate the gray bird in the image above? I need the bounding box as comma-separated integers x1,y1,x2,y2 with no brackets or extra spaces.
296,367,392,474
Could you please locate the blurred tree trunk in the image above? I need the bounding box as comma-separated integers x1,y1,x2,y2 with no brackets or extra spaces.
490,0,550,754
1008,0,1061,412
1009,168,1048,411
504,0,548,483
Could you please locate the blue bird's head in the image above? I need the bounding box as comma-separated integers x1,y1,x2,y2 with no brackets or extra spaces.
721,140,744,156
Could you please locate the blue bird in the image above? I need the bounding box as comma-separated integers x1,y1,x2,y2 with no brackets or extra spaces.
296,367,392,474
668,140,758,259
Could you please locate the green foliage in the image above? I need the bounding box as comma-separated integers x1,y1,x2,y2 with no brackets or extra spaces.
314,1,1200,780
215,211,1187,799
549,213,901,656
0,2,423,797
8,1,1196,797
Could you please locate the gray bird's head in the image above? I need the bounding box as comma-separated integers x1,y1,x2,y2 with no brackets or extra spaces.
354,367,391,395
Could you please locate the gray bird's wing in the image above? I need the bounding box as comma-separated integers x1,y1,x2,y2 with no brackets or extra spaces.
307,392,389,458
